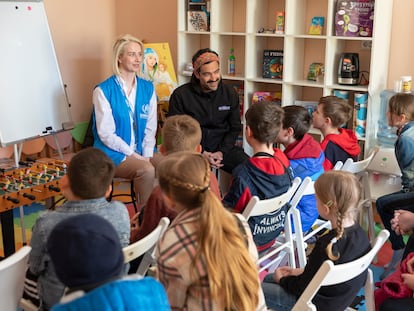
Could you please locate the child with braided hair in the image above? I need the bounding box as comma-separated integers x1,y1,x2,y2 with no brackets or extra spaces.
262,170,371,311
155,151,266,311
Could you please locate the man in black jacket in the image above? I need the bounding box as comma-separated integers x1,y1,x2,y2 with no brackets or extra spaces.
168,48,248,173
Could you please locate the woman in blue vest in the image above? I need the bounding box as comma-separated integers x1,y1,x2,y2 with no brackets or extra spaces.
92,34,157,211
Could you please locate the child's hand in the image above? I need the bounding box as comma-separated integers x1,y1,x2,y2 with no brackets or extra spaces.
405,255,414,274
274,266,292,283
393,210,414,234
273,267,303,283
401,273,414,290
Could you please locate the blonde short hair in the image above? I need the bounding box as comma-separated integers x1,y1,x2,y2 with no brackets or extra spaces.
112,34,144,76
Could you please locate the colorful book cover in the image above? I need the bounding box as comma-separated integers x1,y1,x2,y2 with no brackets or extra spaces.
335,0,374,37
187,11,208,32
142,42,177,102
309,17,325,35
262,50,283,79
252,92,282,106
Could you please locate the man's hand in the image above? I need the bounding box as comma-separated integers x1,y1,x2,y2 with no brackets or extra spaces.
203,151,224,168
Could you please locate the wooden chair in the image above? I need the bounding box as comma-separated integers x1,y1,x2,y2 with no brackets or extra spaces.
291,229,389,311
340,146,380,241
0,246,31,311
242,177,301,272
21,138,46,161
109,177,138,214
123,217,170,275
43,131,75,161
0,145,14,158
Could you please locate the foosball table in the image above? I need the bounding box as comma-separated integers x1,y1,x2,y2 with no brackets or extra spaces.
0,158,67,257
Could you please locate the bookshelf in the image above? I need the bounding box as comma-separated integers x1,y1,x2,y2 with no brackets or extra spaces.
177,0,394,157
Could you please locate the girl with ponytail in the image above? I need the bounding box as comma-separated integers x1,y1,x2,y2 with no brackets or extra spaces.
262,170,371,311
155,151,266,311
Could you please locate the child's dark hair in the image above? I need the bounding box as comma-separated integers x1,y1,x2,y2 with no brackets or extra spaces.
282,105,311,140
314,170,361,260
245,101,284,147
67,147,115,199
319,96,352,127
388,93,414,121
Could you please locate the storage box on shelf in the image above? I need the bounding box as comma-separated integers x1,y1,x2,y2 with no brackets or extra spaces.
177,0,393,157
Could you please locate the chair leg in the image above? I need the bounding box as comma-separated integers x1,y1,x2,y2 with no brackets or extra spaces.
130,180,138,213
19,206,27,245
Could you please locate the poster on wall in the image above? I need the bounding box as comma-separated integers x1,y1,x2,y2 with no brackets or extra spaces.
142,42,177,102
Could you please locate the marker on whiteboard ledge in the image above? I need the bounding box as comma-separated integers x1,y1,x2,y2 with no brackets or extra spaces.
42,126,53,134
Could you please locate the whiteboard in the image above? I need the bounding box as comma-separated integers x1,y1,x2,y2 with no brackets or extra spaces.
0,0,72,147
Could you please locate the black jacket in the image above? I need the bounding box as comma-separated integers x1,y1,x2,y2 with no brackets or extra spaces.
168,75,242,154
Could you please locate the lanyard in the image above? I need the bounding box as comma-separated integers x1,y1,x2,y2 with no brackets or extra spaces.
115,76,137,131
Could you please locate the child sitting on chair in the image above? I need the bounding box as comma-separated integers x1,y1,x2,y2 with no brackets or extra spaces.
276,105,325,233
376,93,414,280
47,214,170,311
130,114,221,242
222,101,293,253
156,151,266,310
312,95,360,170
262,170,371,311
24,148,131,310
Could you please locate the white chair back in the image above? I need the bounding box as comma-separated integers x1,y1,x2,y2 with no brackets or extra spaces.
242,177,301,272
341,146,379,173
243,177,301,219
340,146,380,241
0,246,31,311
288,177,332,268
123,217,170,275
292,229,389,311
333,160,344,170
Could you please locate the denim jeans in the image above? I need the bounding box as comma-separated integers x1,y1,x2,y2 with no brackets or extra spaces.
376,190,414,250
262,274,297,311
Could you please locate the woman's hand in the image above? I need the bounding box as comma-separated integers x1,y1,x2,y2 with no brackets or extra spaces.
131,152,150,161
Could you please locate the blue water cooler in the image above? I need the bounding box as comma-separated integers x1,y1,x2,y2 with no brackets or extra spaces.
376,90,398,147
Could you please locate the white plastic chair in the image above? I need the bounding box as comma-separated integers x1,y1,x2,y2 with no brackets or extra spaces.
289,177,332,268
123,217,170,275
243,177,301,272
340,146,380,241
0,246,31,311
291,229,390,311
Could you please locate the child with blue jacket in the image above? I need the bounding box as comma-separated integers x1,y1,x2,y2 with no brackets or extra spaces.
276,105,325,232
376,93,414,279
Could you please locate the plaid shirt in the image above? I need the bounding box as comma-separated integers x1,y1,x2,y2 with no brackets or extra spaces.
156,207,266,311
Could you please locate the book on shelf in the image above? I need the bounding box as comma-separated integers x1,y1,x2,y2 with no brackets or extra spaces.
252,92,282,106
262,50,283,79
335,0,374,37
187,1,210,31
308,16,325,35
187,11,208,31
